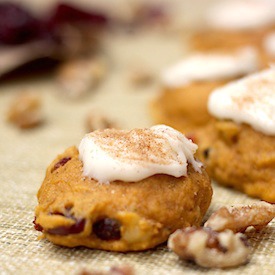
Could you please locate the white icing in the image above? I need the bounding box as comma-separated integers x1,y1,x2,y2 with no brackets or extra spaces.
162,47,258,88
208,68,275,136
79,125,202,183
264,32,275,57
206,0,275,30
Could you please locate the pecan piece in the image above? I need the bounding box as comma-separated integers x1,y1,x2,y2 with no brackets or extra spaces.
128,67,153,87
168,227,250,268
7,92,43,129
86,110,117,133
46,208,85,236
204,202,275,233
56,56,107,99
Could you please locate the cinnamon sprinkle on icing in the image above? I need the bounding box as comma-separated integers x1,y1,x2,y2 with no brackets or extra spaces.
79,125,202,183
208,68,275,136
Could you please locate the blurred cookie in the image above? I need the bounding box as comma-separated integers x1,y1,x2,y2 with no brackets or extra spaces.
151,47,259,139
35,125,212,251
261,31,275,66
192,0,275,64
200,68,275,202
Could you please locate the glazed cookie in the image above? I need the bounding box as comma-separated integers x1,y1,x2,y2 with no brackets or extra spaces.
199,68,275,202
34,125,212,251
192,0,275,56
151,47,259,138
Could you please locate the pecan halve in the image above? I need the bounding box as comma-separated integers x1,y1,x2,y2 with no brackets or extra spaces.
168,227,250,268
204,202,275,233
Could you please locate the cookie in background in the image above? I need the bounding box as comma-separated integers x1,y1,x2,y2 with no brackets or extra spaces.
191,0,275,67
199,68,275,202
34,125,212,251
151,46,259,143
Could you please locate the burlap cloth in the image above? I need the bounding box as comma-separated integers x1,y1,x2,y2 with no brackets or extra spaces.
0,7,274,274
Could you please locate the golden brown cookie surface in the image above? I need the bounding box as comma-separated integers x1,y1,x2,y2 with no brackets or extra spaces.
35,146,212,251
191,27,275,68
151,81,224,136
199,121,275,203
191,30,263,53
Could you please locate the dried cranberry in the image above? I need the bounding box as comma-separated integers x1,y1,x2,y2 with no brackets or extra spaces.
203,148,210,159
44,3,109,50
0,3,44,45
52,157,71,172
93,218,121,241
49,3,108,26
33,217,43,232
140,4,166,23
47,218,85,235
0,2,108,46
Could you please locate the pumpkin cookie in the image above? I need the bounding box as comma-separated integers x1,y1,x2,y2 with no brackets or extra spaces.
151,47,259,138
34,125,212,251
192,0,275,54
199,68,275,202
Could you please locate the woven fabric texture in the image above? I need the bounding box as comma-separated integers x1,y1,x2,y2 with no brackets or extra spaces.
0,15,274,275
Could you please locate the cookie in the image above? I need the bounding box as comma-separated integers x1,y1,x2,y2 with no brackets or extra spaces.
192,0,275,57
34,125,212,251
199,68,275,202
151,48,259,137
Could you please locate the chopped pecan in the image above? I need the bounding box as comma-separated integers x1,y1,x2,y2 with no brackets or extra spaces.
204,202,275,233
51,157,71,172
56,56,107,99
202,148,210,159
86,111,117,132
128,67,153,87
7,92,43,129
168,227,250,268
